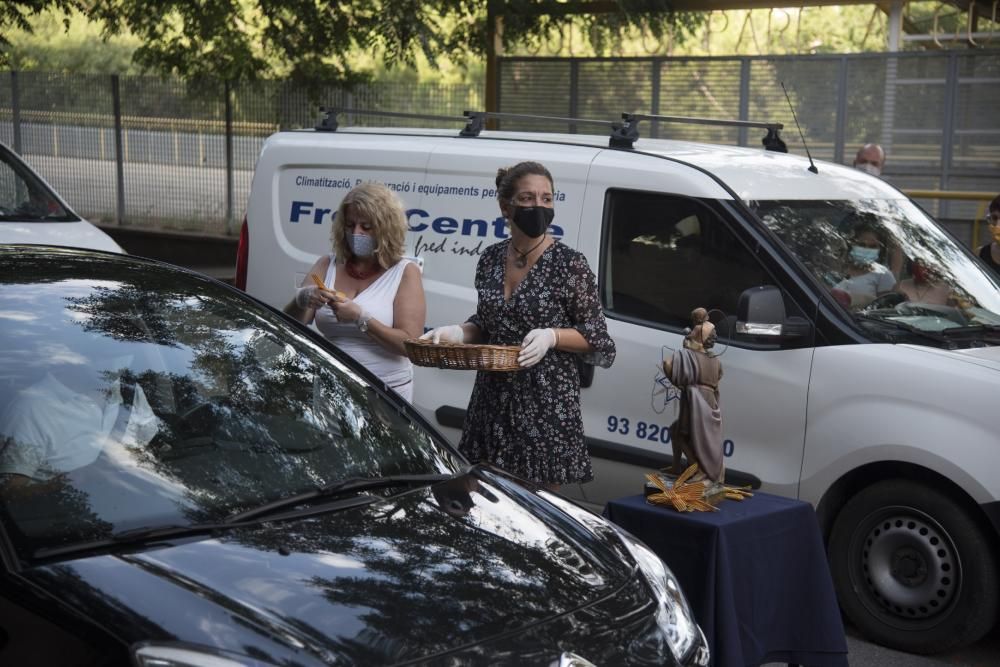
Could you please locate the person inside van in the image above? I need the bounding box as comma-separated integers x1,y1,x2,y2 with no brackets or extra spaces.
284,182,426,402
834,221,897,309
976,194,1000,278
421,161,616,491
897,259,953,306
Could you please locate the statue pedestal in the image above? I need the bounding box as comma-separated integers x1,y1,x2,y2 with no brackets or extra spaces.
604,492,848,666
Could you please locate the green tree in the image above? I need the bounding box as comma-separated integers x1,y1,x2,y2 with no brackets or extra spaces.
1,8,140,73
1,1,703,86
0,1,77,43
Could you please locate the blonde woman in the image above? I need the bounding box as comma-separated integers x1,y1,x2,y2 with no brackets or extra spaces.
285,182,425,401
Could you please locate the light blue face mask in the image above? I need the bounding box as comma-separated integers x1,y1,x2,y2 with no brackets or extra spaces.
348,233,375,258
849,245,880,265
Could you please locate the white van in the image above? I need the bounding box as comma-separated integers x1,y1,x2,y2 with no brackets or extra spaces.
0,142,123,253
239,109,1000,656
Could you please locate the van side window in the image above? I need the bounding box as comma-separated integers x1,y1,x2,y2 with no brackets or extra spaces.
601,189,769,331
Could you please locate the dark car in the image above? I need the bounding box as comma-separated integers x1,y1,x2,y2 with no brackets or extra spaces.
0,246,708,667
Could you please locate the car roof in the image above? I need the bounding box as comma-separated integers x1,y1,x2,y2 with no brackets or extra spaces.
290,126,906,202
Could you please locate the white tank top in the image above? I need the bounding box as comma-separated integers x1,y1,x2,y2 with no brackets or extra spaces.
314,255,413,400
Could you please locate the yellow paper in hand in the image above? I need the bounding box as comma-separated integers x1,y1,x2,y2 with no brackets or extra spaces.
310,273,346,299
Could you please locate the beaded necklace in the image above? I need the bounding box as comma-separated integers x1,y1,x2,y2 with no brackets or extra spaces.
345,258,379,280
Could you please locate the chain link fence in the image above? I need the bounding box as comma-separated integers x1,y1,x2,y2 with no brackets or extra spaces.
0,73,482,235
498,50,1000,245
1,51,998,240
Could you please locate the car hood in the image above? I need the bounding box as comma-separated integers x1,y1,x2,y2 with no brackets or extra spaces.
22,470,634,665
0,221,124,253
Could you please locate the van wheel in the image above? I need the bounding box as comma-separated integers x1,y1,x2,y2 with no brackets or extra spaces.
828,479,998,654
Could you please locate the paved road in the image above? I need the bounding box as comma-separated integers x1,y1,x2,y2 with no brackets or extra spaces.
22,153,251,235
757,622,1000,666
839,624,998,667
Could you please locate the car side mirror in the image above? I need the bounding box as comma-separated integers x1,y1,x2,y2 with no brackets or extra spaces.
736,286,811,339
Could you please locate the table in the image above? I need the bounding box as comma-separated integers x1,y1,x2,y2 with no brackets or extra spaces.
603,492,848,667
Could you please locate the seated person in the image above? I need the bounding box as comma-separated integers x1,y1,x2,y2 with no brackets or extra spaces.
897,260,952,306
834,223,896,308
0,362,160,496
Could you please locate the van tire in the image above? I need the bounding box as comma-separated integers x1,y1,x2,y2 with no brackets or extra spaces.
828,479,998,655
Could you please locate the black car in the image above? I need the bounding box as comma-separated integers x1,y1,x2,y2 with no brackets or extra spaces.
0,246,708,667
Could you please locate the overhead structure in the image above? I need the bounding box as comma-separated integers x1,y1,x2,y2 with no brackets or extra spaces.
484,1,1000,111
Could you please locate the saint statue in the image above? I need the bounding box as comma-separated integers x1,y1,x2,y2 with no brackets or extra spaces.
662,308,724,484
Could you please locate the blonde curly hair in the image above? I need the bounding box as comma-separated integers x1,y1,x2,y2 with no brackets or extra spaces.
331,182,407,269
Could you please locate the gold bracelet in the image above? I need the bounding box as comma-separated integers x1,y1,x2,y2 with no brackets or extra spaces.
553,328,561,349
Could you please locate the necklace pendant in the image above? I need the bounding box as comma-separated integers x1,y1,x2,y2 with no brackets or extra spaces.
513,256,527,269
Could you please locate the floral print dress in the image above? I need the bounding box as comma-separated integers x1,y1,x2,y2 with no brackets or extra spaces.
459,240,616,484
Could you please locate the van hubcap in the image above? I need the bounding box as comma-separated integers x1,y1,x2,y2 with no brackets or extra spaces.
859,509,958,621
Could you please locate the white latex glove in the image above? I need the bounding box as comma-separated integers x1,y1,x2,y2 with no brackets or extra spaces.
295,286,322,309
420,324,466,344
333,297,363,323
518,328,557,368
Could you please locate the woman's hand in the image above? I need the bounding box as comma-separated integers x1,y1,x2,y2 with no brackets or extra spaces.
294,285,337,310
519,328,557,368
330,295,362,323
420,324,466,344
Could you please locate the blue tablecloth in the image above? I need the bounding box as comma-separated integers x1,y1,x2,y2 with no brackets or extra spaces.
603,492,848,667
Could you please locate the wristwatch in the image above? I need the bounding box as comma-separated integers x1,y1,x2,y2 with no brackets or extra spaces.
357,313,372,333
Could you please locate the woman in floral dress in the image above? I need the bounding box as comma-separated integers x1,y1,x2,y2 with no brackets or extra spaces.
422,161,615,489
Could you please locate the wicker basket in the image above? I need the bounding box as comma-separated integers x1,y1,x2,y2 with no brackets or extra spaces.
404,338,522,371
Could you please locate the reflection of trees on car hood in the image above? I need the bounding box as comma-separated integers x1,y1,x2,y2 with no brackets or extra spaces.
1,254,458,557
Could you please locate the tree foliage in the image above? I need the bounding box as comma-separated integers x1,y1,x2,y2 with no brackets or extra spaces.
1,1,703,84
1,0,76,38
1,8,140,72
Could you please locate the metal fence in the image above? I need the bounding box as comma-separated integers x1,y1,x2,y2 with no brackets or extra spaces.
1,50,998,240
0,72,482,235
497,50,1000,244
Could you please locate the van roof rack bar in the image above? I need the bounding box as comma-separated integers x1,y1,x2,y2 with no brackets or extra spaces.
475,111,616,129
459,110,629,147
315,107,469,132
315,106,784,151
626,113,783,131
624,113,787,152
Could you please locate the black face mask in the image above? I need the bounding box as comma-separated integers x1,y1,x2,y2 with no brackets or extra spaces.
511,206,555,238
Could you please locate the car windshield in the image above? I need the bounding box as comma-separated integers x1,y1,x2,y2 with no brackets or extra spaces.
0,147,75,222
751,198,1000,338
0,253,461,560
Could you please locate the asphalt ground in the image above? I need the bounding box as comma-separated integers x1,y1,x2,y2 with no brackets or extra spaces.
759,622,1000,666
843,623,1000,667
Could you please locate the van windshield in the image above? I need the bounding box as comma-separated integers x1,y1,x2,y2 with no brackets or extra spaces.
751,199,1000,338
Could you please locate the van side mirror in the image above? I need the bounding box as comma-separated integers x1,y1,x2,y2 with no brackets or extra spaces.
736,286,810,339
